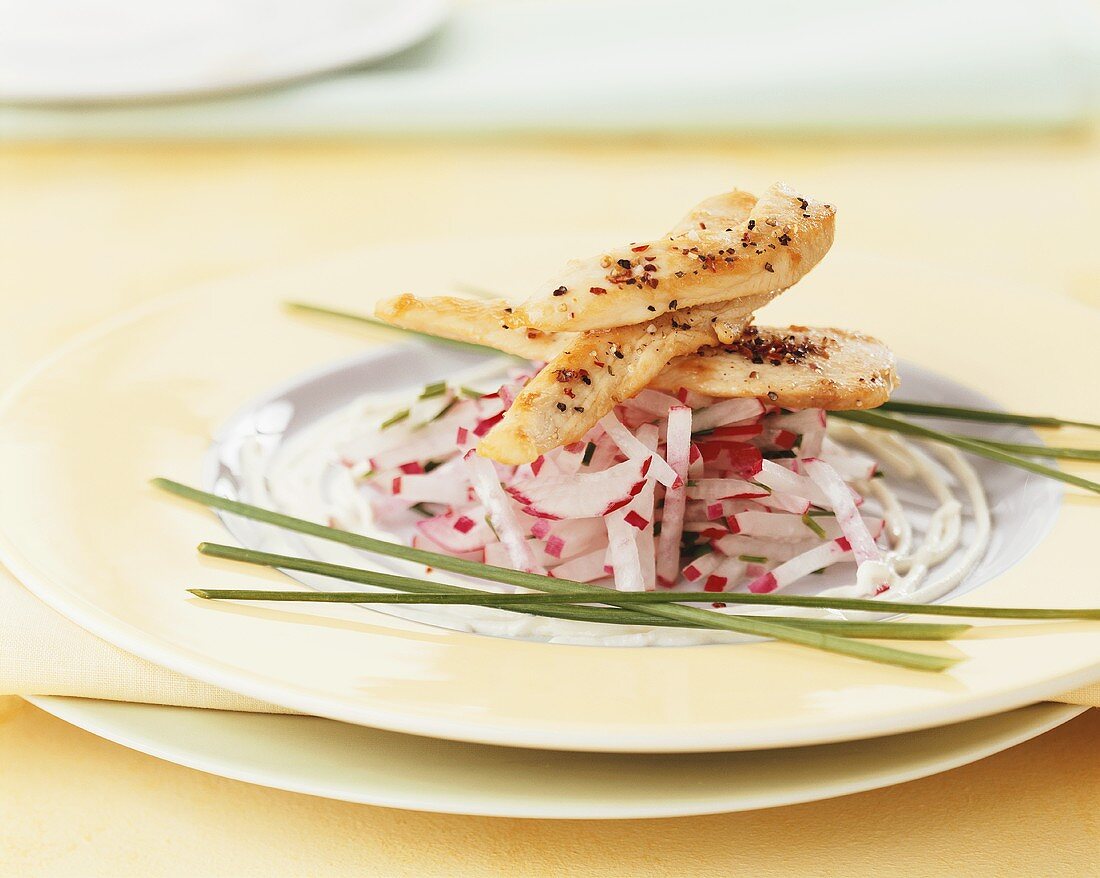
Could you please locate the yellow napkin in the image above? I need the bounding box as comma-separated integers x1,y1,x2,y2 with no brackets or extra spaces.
2,564,1095,713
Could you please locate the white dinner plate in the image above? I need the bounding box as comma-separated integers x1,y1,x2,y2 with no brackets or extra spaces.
24,695,1086,819
0,239,1097,752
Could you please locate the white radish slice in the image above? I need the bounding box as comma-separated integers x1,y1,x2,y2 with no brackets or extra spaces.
599,412,679,487
682,550,723,583
690,398,765,432
605,511,646,591
626,388,683,418
820,436,878,481
391,465,473,507
770,409,827,457
746,537,854,593
533,517,608,561
756,491,811,515
731,510,815,541
702,557,748,593
755,460,831,507
803,458,881,564
551,548,612,583
655,405,692,587
686,478,768,503
506,457,650,520
464,451,545,574
366,419,472,470
416,510,494,554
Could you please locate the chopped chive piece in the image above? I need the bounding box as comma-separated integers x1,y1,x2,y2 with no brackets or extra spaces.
420,381,448,399
581,442,597,466
802,512,827,539
692,428,715,437
738,554,768,564
879,400,1100,431
483,515,500,541
460,386,485,399
411,503,435,517
429,398,459,422
380,408,409,429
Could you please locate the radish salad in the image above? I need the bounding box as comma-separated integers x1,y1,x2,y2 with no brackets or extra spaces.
243,363,991,646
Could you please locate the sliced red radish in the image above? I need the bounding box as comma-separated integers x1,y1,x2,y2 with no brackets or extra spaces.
506,457,649,520
463,451,545,574
655,405,691,586
551,547,613,583
606,510,646,591
416,510,494,554
690,398,765,432
754,460,831,508
686,478,769,503
599,412,679,487
746,537,853,593
803,458,881,564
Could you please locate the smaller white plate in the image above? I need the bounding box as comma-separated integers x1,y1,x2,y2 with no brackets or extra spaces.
25,695,1084,819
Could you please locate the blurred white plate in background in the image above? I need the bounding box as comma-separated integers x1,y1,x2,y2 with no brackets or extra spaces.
0,0,449,102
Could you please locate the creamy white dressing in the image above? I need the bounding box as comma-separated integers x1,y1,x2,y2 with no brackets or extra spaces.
239,381,991,646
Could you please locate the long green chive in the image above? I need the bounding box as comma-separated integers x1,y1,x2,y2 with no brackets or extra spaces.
379,408,409,430
153,480,953,671
285,302,519,359
187,587,969,641
879,400,1100,431
419,381,448,399
833,410,1100,494
801,512,827,539
192,545,970,640
954,437,1100,462
188,577,1100,621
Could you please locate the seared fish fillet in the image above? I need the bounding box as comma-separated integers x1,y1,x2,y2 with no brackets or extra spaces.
376,294,567,361
652,326,898,410
477,294,776,464
506,182,835,332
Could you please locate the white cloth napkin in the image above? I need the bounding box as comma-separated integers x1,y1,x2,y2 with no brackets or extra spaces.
2,0,1097,139
1,564,1095,712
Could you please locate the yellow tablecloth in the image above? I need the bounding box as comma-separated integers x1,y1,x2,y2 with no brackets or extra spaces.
0,137,1098,876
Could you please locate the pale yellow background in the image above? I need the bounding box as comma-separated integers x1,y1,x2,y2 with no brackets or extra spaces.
1,135,1098,875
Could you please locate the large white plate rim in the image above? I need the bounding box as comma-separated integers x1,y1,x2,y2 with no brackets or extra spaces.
0,249,1097,753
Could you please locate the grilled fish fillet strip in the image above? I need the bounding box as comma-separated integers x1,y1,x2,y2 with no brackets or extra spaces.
505,182,835,332
477,294,777,464
652,327,898,410
375,294,567,361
